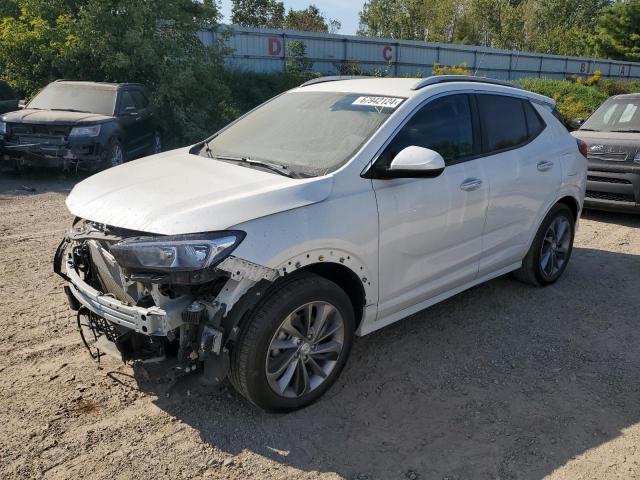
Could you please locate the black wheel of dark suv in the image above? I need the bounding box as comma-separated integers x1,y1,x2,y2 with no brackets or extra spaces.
103,139,124,169
514,203,575,286
229,272,355,413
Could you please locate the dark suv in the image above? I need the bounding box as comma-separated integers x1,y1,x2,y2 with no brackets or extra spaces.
0,80,161,171
0,80,19,114
572,93,640,213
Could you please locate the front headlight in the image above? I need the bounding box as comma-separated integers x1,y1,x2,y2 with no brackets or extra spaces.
0,121,6,135
69,125,101,137
110,231,245,272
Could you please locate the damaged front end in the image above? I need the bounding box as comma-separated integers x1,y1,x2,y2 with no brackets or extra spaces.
54,219,278,383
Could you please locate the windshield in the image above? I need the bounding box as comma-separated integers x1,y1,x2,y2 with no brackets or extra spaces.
28,83,117,116
206,91,403,176
581,98,640,132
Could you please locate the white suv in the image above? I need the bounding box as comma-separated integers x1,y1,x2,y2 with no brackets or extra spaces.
56,76,586,412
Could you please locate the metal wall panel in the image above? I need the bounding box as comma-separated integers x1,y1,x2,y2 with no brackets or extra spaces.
207,26,640,81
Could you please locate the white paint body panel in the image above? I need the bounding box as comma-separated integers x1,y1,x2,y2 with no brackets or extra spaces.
65,78,586,337
66,148,334,235
373,159,489,321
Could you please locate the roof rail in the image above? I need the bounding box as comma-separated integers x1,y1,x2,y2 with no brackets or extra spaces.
412,75,522,91
299,75,375,88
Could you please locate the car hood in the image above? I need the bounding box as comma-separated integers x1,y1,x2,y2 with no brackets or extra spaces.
66,148,334,235
1,109,112,125
572,130,640,159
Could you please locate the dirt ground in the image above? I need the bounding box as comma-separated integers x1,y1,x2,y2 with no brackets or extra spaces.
1,173,639,480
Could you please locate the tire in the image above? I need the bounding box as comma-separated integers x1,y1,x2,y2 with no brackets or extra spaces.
229,272,355,412
514,203,575,286
150,132,162,155
104,140,124,169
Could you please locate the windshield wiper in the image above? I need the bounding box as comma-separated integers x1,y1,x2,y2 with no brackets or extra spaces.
205,148,294,178
609,129,640,133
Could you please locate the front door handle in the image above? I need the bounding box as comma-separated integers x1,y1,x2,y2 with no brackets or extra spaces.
460,178,483,191
537,161,554,172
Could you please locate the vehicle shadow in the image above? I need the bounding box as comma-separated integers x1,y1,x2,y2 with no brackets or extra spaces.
582,208,640,228
135,246,640,479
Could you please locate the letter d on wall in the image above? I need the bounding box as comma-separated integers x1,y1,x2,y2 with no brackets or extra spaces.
268,37,283,56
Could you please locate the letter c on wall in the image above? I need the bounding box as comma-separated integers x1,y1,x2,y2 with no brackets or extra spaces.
268,37,283,56
383,45,393,62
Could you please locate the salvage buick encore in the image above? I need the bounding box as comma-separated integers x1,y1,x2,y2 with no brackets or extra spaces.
55,76,587,412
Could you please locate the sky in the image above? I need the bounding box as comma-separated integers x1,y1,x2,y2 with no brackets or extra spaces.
218,0,365,35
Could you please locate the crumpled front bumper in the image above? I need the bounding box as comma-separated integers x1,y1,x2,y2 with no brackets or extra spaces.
66,263,172,335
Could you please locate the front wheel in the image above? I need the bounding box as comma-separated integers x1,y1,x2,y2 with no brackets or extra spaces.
229,272,355,412
106,140,124,169
514,203,575,286
151,132,162,155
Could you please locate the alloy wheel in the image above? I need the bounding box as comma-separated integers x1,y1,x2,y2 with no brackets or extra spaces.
540,215,571,279
111,143,124,167
153,133,162,154
266,301,345,398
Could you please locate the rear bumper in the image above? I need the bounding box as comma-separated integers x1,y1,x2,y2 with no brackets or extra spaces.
585,159,640,213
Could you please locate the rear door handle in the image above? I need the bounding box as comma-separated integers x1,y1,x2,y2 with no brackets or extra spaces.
460,178,483,191
537,161,554,172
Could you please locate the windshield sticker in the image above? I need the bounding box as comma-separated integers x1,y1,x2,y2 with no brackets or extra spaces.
352,96,404,109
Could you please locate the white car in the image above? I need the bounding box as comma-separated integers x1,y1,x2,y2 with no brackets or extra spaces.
56,76,587,412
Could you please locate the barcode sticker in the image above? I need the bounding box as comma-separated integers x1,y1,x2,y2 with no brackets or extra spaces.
352,96,404,109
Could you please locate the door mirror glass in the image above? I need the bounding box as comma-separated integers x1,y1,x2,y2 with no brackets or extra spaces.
384,146,445,178
18,100,26,109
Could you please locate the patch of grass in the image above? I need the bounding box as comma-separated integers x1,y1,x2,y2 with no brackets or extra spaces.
516,79,609,123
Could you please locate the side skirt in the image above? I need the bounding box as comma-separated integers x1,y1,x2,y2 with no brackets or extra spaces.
358,262,521,336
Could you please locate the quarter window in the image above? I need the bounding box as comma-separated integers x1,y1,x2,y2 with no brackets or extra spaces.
379,94,475,168
524,101,546,138
477,94,528,152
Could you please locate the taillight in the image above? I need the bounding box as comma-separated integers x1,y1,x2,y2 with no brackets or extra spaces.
577,138,588,158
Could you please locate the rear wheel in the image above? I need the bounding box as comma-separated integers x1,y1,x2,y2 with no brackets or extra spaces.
229,272,355,412
514,203,575,286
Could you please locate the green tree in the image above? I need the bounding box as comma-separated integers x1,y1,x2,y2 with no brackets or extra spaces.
592,0,640,61
357,0,607,56
285,40,312,72
0,0,235,146
230,0,285,28
284,5,332,32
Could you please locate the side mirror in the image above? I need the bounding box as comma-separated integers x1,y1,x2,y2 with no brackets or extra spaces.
18,100,26,110
379,146,446,179
569,118,585,130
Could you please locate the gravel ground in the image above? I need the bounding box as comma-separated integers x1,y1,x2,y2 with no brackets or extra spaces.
1,173,639,480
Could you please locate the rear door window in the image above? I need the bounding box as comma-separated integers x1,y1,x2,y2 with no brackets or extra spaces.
477,94,528,152
379,94,476,167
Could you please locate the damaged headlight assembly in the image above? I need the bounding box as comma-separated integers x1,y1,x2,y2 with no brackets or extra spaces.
110,231,246,274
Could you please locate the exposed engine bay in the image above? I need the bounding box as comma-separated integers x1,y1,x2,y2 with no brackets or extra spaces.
54,219,279,383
